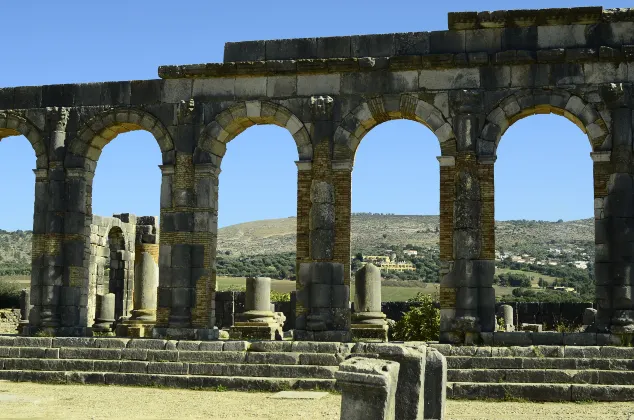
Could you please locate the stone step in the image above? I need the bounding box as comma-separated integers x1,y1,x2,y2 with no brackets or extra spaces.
0,370,336,392
448,369,634,385
0,336,352,355
447,356,634,370
447,382,634,402
434,344,634,359
0,358,337,379
0,347,341,366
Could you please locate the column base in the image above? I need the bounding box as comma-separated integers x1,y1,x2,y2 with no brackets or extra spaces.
351,324,389,342
116,320,156,338
151,327,219,341
22,326,92,337
293,329,352,342
230,322,280,340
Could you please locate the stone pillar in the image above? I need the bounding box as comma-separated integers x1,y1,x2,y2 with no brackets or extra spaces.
439,117,496,343
117,216,159,338
230,277,277,340
424,348,447,420
352,263,388,342
93,293,115,333
498,304,514,332
594,86,634,336
335,357,400,420
154,158,218,340
296,160,312,281
18,289,30,334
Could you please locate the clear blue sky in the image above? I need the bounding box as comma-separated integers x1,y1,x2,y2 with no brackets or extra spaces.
0,0,617,230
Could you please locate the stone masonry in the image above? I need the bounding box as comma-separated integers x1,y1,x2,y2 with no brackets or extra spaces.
1,6,633,341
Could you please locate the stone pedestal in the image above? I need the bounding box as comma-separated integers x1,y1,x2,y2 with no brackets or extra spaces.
93,293,115,333
336,357,400,420
424,348,447,420
351,264,388,342
117,242,159,338
230,277,278,340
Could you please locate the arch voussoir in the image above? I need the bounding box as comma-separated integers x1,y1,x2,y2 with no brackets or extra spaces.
0,112,48,168
198,101,313,167
339,94,456,158
483,88,609,154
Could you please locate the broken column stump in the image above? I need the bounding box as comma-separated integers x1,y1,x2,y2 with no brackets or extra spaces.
352,263,388,341
230,277,277,340
336,357,400,420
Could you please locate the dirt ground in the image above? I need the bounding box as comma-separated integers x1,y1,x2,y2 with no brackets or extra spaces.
0,381,633,420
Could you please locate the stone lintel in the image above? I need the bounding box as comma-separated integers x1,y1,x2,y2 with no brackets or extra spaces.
194,163,221,177
159,164,175,175
332,159,353,171
437,156,456,167
590,151,611,162
295,160,313,171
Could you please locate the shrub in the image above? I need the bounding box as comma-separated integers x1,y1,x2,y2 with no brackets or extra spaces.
0,278,21,309
390,292,440,342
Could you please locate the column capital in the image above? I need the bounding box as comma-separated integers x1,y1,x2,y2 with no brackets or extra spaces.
65,167,93,180
437,156,455,167
33,169,48,181
332,159,353,171
158,164,175,175
194,163,221,177
590,151,611,163
477,155,497,165
295,160,312,171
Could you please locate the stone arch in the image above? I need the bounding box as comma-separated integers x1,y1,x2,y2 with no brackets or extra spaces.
68,107,174,163
0,111,47,168
334,94,456,161
481,89,609,156
197,101,313,167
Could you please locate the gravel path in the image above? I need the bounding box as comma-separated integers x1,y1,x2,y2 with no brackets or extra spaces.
0,381,633,420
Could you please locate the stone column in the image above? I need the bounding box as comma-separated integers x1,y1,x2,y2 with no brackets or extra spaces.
498,304,514,332
335,357,400,420
230,277,277,340
18,289,30,334
351,263,387,341
440,112,496,343
117,216,159,338
93,293,115,333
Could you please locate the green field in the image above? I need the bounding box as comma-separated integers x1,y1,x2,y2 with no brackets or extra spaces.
217,277,516,301
495,268,559,286
3,275,517,303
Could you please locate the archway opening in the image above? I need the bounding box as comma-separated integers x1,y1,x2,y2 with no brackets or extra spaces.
0,134,36,312
90,130,162,323
351,119,441,314
495,113,594,315
215,124,298,320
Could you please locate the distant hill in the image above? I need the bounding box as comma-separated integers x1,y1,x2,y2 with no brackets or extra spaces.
216,214,594,258
0,215,594,266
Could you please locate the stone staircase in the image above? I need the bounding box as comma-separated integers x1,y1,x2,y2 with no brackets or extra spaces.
0,336,344,391
433,344,634,402
3,336,634,402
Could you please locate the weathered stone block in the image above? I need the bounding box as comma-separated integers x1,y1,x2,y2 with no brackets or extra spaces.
336,357,400,420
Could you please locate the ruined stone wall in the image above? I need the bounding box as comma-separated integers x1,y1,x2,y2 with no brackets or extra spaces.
1,5,632,340
0,309,20,334
87,215,136,327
